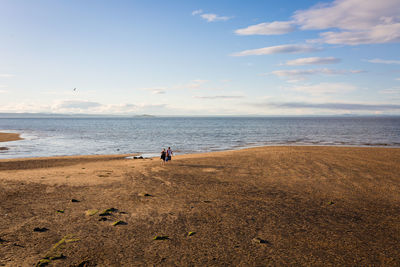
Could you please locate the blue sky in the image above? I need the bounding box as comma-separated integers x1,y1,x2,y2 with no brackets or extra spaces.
0,0,400,115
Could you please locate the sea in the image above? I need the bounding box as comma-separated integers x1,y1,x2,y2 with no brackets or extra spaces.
0,116,400,159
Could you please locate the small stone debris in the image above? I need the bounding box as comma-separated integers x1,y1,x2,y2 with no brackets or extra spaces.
99,208,118,216
111,220,127,226
56,210,64,213
328,201,335,205
98,217,108,221
187,231,196,237
252,237,270,245
34,227,49,232
133,156,144,159
71,199,80,203
153,235,169,240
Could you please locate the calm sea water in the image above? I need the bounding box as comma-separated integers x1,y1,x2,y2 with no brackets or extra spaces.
0,116,400,159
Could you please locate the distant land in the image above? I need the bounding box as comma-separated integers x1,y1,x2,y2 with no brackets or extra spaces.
0,113,400,119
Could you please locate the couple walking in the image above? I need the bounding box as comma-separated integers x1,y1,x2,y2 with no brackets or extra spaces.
160,147,173,165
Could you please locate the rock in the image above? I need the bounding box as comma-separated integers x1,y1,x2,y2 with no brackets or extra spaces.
111,220,127,226
99,208,118,216
34,227,49,232
71,199,80,203
0,147,9,151
187,231,196,237
56,210,64,213
153,235,169,240
252,237,270,244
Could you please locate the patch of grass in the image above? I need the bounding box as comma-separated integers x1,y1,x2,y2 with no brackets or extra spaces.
187,231,196,237
36,235,76,266
85,209,98,216
50,234,80,253
111,220,127,226
36,259,50,266
48,254,65,260
153,235,169,240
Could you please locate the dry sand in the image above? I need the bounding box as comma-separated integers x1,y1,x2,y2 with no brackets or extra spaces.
0,146,400,266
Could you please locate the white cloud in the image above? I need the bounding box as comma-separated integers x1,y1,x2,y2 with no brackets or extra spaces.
0,90,7,93
235,21,295,35
200,13,232,22
0,74,15,78
252,101,400,111
293,0,400,31
271,68,363,79
192,9,232,22
367,58,400,64
56,100,102,109
231,44,320,57
235,0,400,45
184,79,209,89
192,9,203,16
287,82,357,95
296,0,400,45
284,57,340,66
141,87,167,94
380,88,400,94
0,100,172,115
152,89,166,95
317,23,400,45
194,95,244,100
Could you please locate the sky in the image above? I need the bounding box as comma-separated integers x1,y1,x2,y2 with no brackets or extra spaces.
0,0,400,116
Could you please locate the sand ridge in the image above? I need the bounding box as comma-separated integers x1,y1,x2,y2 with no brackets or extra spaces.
0,132,23,143
1,146,400,266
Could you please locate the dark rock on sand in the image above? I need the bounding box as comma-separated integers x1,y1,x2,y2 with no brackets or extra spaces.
34,227,49,232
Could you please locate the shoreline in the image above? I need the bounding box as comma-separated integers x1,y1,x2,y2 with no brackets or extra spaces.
1,145,400,169
0,132,23,142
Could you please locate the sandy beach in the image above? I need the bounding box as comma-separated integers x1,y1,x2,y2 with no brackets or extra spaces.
1,145,400,266
0,133,23,151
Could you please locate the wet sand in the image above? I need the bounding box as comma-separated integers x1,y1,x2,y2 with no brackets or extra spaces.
1,146,400,266
0,132,23,143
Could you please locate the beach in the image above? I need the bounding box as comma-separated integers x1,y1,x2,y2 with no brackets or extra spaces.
0,132,22,143
1,145,399,266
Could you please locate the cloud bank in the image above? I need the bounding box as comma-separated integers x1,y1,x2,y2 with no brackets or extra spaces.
284,57,340,66
235,0,400,45
235,21,295,35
